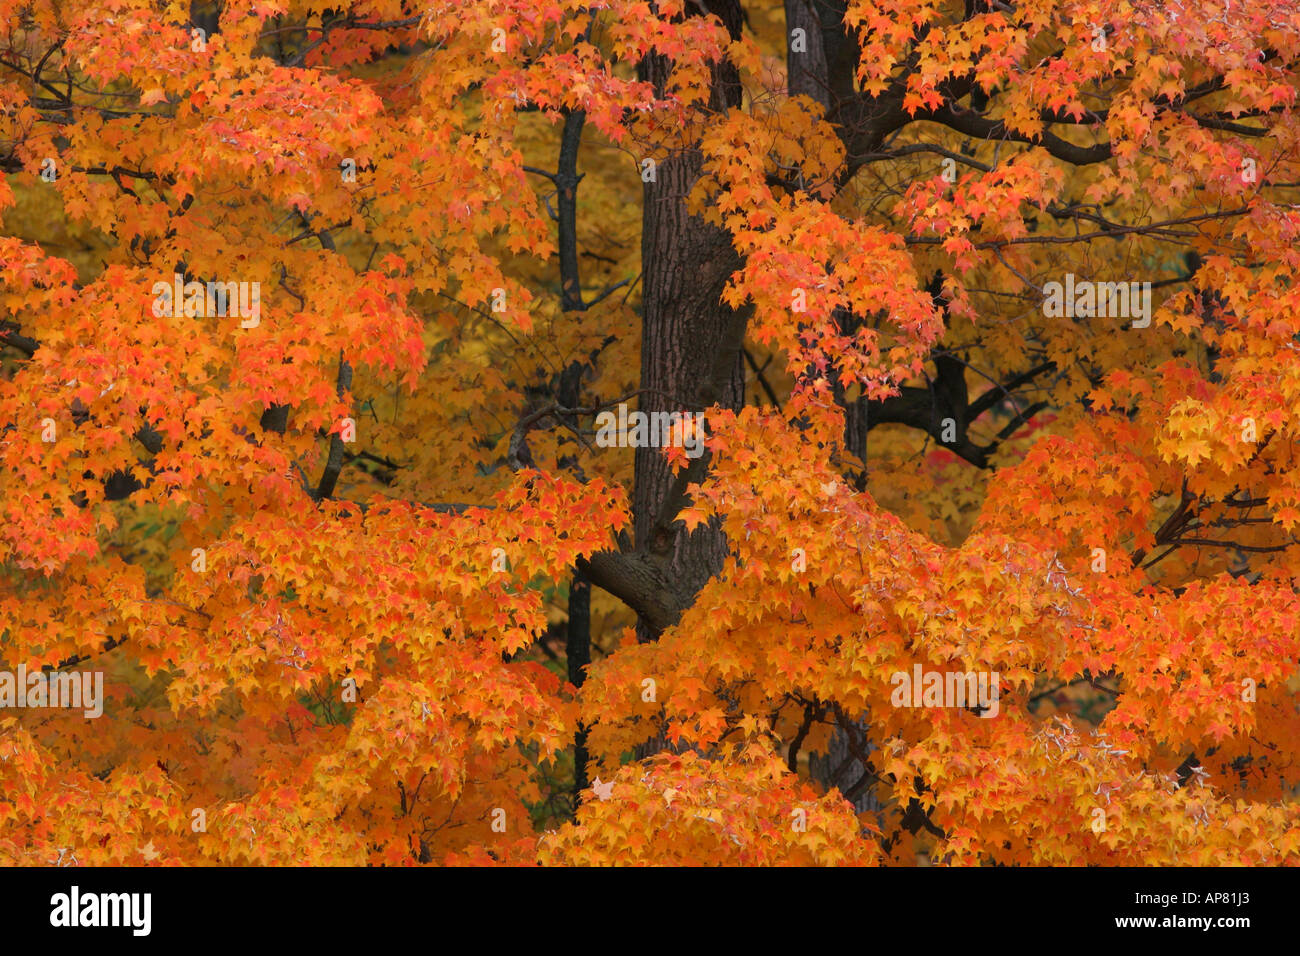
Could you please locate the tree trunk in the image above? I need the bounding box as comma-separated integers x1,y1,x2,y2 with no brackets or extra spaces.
630,4,747,642
784,0,882,817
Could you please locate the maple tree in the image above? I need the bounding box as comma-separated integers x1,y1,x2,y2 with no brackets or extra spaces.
1,0,1300,867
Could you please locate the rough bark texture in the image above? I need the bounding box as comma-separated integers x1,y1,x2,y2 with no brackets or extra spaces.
625,2,748,642
785,0,831,107
632,143,745,639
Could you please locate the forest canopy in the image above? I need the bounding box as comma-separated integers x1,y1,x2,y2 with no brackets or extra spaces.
1,0,1300,866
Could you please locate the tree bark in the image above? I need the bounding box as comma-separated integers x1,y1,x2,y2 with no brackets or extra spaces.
624,2,748,642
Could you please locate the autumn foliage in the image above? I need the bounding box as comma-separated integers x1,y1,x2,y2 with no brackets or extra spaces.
2,0,1300,866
